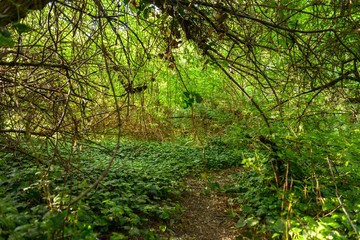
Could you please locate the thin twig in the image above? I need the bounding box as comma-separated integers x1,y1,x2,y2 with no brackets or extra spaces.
326,157,359,237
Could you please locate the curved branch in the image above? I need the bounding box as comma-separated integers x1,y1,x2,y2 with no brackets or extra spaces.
0,61,69,70
268,70,355,111
206,50,271,128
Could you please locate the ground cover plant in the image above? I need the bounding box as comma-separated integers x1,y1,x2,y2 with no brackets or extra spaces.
0,140,198,239
2,128,359,239
0,138,249,239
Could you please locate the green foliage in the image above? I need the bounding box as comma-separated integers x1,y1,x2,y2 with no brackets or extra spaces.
0,22,30,47
0,139,200,238
182,91,203,109
0,30,14,47
229,169,281,238
227,120,360,239
0,136,247,239
1,126,359,239
12,22,31,34
204,137,246,169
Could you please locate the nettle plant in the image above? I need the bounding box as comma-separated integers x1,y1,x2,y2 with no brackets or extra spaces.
230,119,360,239
0,139,204,239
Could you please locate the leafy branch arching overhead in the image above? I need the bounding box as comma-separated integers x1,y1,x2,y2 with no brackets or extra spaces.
150,0,360,123
1,0,359,131
1,0,359,184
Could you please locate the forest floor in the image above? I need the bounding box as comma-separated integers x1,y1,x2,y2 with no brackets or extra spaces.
167,167,244,240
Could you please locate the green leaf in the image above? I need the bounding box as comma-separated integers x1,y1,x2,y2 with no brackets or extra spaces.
143,7,150,19
47,211,67,229
1,29,11,38
110,232,128,240
188,97,194,105
209,181,220,190
245,216,259,227
0,31,14,47
183,91,190,98
235,217,246,228
288,19,298,29
12,23,31,33
183,102,189,109
159,225,167,232
194,93,203,103
128,227,140,235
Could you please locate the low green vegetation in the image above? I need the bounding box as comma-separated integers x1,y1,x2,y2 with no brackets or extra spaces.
0,138,244,239
0,140,193,239
1,121,359,239
232,125,360,239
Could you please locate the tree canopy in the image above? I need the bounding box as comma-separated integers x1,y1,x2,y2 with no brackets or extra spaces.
1,1,359,135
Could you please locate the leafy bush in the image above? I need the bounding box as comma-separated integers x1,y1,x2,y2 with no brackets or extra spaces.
229,123,360,239
0,139,206,239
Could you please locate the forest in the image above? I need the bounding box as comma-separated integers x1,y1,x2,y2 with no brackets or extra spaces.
0,0,359,239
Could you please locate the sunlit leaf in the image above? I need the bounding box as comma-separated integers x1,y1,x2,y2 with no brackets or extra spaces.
235,217,246,228
245,217,259,227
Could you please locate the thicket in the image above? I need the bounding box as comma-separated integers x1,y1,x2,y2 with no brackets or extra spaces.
1,0,360,239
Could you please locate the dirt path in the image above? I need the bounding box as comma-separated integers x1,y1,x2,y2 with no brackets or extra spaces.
169,167,243,240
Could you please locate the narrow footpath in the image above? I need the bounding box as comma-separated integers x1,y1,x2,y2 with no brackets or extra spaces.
170,167,244,240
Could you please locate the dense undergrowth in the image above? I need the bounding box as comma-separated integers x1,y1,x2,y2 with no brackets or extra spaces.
228,123,360,239
1,122,360,240
0,137,245,239
1,103,360,239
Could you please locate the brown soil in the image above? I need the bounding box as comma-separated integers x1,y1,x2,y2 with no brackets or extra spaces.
168,167,244,240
